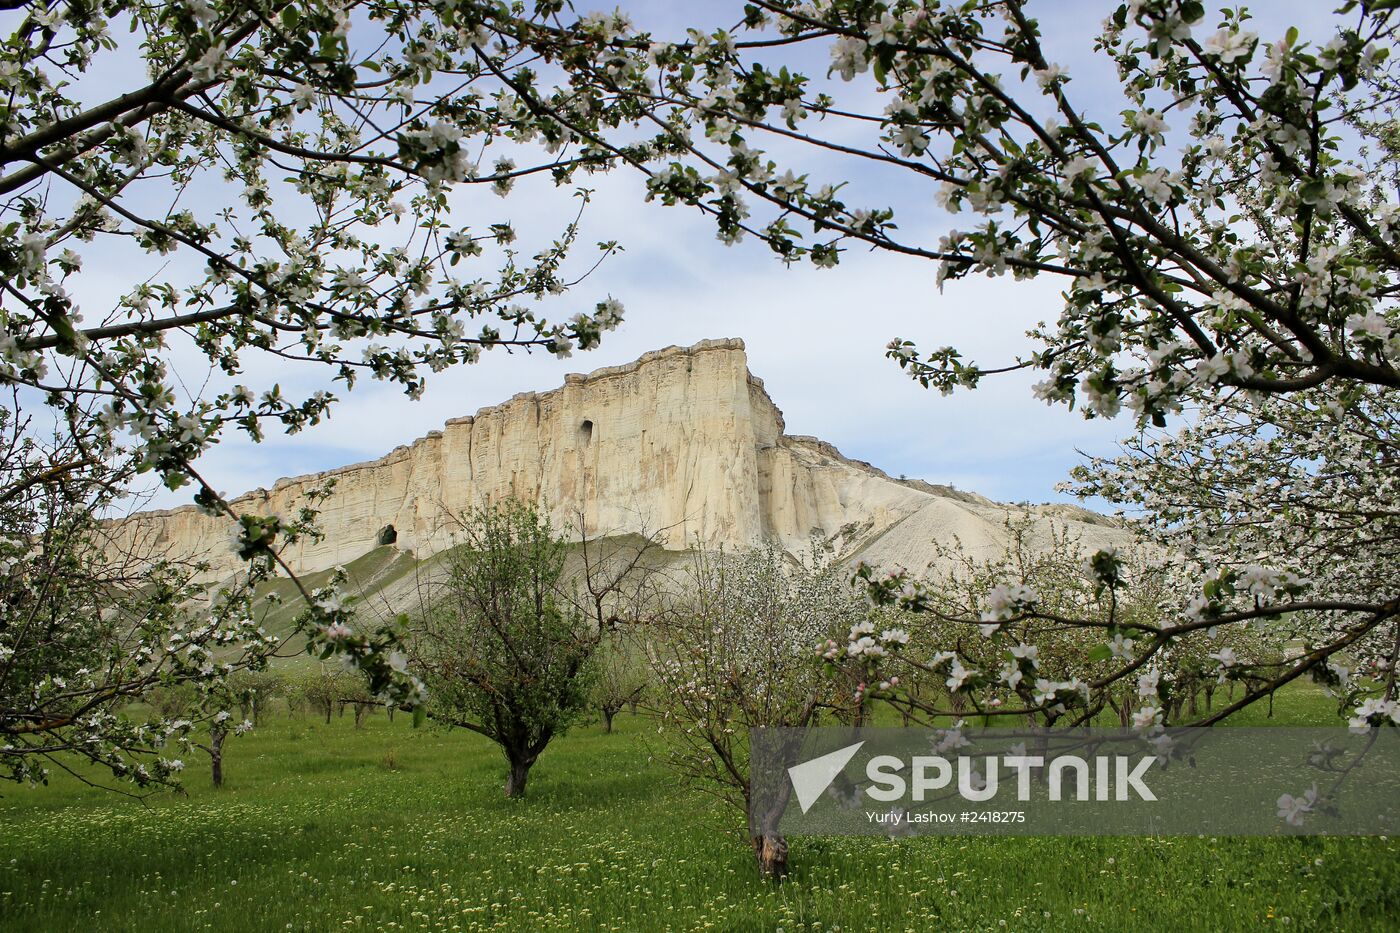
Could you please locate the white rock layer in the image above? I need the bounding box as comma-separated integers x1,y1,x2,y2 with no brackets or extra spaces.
108,338,1126,578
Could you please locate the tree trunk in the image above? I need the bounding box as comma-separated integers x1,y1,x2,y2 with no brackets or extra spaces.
505,756,533,798
751,832,788,878
323,702,332,725
210,729,225,788
354,703,368,729
602,708,615,733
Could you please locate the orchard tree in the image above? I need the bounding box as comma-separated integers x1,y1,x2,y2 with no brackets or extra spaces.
192,707,253,789
849,512,1282,729
294,668,360,724
0,400,282,790
496,0,1399,407
592,629,648,733
3,0,627,483
0,397,413,790
227,669,285,726
647,544,871,877
153,683,254,789
407,500,657,797
1067,382,1399,727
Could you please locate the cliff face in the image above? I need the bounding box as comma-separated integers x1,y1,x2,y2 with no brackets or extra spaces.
110,338,1126,579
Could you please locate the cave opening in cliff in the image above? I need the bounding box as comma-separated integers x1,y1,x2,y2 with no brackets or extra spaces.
579,419,594,446
378,524,397,546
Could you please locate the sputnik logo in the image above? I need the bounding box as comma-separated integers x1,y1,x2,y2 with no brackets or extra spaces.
787,741,865,814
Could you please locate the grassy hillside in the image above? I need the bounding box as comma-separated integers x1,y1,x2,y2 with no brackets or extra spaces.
251,545,421,646
254,536,699,640
1,684,1397,932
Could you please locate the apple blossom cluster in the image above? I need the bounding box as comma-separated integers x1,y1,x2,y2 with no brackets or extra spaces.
1069,383,1398,733
1349,698,1400,734
1277,783,1321,827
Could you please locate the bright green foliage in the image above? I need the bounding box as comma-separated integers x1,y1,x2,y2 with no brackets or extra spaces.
409,499,597,797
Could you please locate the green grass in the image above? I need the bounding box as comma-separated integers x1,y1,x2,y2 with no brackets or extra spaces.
2,686,1398,932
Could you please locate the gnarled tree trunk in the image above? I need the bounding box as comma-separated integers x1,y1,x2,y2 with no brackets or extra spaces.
751,832,788,878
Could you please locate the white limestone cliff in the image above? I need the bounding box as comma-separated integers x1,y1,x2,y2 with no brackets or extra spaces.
108,338,1127,579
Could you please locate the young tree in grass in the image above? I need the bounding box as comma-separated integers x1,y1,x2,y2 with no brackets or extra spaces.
136,683,252,788
647,544,869,877
335,674,380,730
293,668,364,726
190,707,253,789
407,500,618,797
227,670,284,727
592,630,649,734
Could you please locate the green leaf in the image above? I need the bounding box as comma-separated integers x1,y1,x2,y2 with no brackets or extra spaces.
1087,644,1114,663
48,311,79,354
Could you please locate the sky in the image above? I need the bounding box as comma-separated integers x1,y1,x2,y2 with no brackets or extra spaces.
107,1,1342,515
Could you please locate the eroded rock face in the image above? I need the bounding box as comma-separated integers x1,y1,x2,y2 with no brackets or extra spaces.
108,338,1128,579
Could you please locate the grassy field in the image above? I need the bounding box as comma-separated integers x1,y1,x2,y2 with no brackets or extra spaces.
2,685,1398,932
